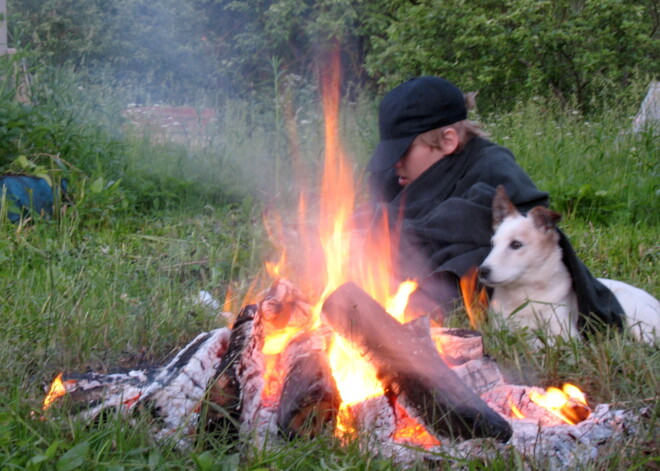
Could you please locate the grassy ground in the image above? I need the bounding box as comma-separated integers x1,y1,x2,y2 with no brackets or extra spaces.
0,89,658,469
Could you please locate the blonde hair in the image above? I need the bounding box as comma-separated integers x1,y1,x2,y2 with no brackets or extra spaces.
416,92,488,152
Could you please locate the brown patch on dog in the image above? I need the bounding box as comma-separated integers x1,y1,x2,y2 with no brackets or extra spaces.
529,207,562,233
492,185,520,229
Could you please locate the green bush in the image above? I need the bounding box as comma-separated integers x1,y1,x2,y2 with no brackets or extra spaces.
10,0,659,113
364,0,659,113
9,0,221,103
0,56,247,222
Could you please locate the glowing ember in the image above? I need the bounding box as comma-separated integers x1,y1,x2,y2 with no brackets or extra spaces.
43,373,67,411
123,393,142,408
393,419,441,448
508,394,525,419
261,353,283,404
528,383,591,424
393,403,441,448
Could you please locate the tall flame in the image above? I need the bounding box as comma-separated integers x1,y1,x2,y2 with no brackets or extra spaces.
258,45,433,444
316,47,356,311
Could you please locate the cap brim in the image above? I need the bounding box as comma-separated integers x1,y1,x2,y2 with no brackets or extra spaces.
367,135,416,172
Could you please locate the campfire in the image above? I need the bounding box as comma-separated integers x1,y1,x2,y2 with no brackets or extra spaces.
41,51,638,466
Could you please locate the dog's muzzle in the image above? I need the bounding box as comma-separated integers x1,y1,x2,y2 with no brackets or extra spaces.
477,265,492,284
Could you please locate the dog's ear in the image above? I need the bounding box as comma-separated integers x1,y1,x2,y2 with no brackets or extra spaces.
492,185,519,229
529,206,562,232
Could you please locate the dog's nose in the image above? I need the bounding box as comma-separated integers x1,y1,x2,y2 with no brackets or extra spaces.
478,265,491,281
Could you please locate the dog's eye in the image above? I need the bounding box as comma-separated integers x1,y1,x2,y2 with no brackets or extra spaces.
509,240,523,250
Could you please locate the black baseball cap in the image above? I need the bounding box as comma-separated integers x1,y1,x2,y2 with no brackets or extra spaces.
367,76,467,172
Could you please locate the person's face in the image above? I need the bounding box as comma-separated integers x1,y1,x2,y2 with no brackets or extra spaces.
394,141,447,186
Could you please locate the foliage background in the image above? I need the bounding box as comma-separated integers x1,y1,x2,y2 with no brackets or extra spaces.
8,0,659,111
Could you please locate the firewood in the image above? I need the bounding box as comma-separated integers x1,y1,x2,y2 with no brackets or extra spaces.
42,328,231,446
260,278,312,330
276,330,341,439
321,282,513,442
432,327,484,365
347,395,397,443
204,304,265,439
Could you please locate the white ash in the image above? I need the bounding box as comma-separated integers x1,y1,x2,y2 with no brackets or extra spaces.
509,404,636,468
450,355,505,395
235,321,266,437
50,328,231,445
438,404,637,470
247,406,280,450
349,395,396,443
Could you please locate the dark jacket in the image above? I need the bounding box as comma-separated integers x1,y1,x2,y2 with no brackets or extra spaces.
368,136,624,331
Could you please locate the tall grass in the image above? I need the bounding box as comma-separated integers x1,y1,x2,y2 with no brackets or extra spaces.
0,70,658,469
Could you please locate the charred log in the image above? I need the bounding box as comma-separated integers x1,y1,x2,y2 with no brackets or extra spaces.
321,282,513,442
204,304,264,439
348,395,397,443
276,330,341,439
260,278,312,330
43,328,231,445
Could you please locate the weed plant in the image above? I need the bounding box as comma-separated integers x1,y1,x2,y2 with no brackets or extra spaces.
0,74,658,469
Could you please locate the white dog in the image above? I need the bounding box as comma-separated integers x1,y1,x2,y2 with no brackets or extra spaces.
478,186,660,344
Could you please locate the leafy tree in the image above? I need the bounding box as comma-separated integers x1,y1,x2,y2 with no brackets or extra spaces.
195,0,370,89
7,0,659,111
364,0,660,112
9,0,221,102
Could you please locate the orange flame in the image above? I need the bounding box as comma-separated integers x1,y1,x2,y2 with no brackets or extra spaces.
43,373,67,411
222,283,234,314
386,280,418,323
261,353,283,405
265,251,286,279
527,383,591,424
459,267,488,329
392,402,441,447
257,45,435,445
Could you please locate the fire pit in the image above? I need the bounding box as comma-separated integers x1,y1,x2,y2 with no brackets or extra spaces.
42,278,639,468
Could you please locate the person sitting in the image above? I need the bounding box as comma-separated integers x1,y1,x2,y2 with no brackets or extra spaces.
365,76,623,332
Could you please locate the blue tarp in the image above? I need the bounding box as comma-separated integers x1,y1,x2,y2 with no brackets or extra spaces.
0,175,66,222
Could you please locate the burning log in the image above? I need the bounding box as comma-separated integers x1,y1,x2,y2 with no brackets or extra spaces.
205,304,265,438
321,282,513,442
483,383,592,426
42,328,231,445
276,329,341,438
450,356,504,396
259,278,312,330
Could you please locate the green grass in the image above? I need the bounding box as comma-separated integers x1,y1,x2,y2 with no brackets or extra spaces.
1,80,658,469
